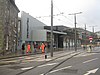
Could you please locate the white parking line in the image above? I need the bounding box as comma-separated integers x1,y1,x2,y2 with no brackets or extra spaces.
83,58,98,64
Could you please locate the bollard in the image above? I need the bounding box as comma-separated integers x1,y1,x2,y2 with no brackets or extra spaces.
45,54,47,59
87,46,91,53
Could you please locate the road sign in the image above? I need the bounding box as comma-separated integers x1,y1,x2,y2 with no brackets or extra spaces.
89,36,93,40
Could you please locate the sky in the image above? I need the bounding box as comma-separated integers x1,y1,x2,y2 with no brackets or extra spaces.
15,0,100,32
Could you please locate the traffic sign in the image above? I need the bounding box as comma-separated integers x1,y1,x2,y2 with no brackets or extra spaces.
89,36,93,40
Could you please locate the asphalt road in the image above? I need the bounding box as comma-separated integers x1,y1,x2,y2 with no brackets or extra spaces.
0,47,100,75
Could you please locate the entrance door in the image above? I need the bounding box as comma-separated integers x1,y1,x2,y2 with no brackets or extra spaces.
58,35,63,48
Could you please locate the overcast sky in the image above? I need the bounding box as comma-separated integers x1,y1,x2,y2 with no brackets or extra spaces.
15,0,100,32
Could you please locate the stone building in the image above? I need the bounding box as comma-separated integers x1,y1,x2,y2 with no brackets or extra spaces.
0,0,19,54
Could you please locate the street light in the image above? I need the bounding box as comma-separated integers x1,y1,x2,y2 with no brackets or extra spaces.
89,25,97,44
89,26,97,33
69,12,82,51
51,0,53,57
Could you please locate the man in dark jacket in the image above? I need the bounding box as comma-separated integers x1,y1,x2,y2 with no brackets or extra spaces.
22,43,25,54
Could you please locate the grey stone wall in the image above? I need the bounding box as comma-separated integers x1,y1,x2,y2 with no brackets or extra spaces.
0,0,5,52
0,0,19,54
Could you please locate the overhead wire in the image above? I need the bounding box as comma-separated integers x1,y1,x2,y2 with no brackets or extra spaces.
53,17,73,25
35,1,77,27
53,1,86,28
53,1,74,26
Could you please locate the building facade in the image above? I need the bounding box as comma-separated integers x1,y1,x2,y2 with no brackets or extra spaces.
44,26,82,48
0,0,19,54
19,11,84,50
76,28,98,45
95,31,100,46
18,11,67,50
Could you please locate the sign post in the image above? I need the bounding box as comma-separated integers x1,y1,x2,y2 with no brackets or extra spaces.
89,36,93,43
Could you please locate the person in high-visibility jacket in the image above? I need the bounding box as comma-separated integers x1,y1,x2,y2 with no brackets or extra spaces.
40,43,45,53
26,43,31,53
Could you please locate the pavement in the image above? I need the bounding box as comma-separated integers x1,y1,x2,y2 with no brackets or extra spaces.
0,48,84,66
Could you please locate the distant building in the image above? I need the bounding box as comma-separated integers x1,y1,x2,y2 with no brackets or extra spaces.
20,11,92,50
18,11,67,50
76,28,97,45
95,31,100,38
0,0,19,54
95,31,100,46
44,26,82,48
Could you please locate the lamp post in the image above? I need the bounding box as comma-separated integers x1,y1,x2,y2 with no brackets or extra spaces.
51,0,53,57
89,26,97,37
69,12,82,51
89,26,97,44
85,24,87,45
89,26,96,33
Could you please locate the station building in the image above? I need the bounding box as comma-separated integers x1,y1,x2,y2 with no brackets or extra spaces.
18,11,81,50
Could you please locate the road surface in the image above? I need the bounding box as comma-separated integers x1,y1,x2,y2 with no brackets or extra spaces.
0,47,100,75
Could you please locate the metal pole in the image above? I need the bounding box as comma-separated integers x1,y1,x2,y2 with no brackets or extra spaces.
51,0,53,57
89,26,96,38
92,26,94,33
69,12,82,51
85,24,87,45
74,14,77,51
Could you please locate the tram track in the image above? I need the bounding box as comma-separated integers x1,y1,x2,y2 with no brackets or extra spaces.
16,51,82,75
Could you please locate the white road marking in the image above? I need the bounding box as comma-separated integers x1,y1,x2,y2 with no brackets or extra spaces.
34,58,52,62
21,67,33,70
83,58,98,64
49,66,72,73
75,53,96,57
38,63,58,67
40,74,44,75
40,66,72,75
84,68,99,75
45,59,52,61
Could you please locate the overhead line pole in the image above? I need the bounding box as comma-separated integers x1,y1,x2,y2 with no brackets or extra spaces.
51,0,53,57
89,26,97,38
69,12,82,51
85,24,87,45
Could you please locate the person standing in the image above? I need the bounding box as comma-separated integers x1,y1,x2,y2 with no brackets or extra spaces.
33,42,37,54
44,43,48,59
89,45,92,52
26,43,31,53
22,43,25,54
40,43,45,53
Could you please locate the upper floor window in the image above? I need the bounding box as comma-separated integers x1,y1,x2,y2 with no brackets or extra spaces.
14,18,16,27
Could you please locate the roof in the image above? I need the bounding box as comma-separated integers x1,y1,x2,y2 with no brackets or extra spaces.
10,0,20,12
46,30,67,35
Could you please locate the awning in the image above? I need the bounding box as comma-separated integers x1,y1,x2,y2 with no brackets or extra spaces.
46,30,67,35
